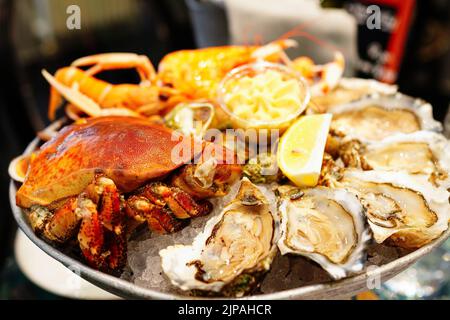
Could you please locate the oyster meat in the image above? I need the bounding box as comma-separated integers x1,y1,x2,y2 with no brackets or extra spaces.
339,170,450,249
330,95,442,142
277,186,371,279
342,131,450,187
160,178,277,296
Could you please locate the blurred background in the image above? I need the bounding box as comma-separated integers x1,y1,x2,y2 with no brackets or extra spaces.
0,0,449,299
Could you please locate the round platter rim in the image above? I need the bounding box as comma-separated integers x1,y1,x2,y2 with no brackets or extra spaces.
9,136,450,300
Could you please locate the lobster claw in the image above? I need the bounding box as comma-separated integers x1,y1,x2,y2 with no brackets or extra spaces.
42,69,102,119
42,69,140,120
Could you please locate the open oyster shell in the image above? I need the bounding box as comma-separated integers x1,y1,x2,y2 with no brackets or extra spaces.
277,186,371,280
164,102,215,138
344,131,450,187
339,170,450,249
159,178,277,297
329,94,442,142
312,77,398,111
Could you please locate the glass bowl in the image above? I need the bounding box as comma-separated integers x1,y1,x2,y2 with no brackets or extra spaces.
217,61,310,131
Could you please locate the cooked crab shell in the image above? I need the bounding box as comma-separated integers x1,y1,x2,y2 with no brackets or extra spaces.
358,131,450,187
330,94,442,142
160,178,277,296
277,186,371,280
340,170,450,249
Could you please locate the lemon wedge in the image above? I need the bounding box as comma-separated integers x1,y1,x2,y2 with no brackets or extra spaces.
277,114,332,187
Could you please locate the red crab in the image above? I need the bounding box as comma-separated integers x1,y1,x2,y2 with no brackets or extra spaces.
14,116,242,272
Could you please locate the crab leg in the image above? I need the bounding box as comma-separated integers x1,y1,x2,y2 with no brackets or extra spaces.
172,161,243,199
105,231,127,272
71,53,156,84
126,195,188,233
141,183,212,219
44,198,80,242
126,196,167,233
28,198,81,243
96,178,124,235
78,176,127,270
77,197,105,269
125,181,212,234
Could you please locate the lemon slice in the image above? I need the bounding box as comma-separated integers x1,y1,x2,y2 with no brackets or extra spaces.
277,114,332,187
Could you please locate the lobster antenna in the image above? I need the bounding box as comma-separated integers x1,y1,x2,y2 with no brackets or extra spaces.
254,34,264,46
275,17,343,53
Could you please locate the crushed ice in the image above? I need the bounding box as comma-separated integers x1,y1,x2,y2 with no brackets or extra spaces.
122,181,406,296
123,181,243,293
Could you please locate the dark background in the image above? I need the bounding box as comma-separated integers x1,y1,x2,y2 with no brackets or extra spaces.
0,0,449,299
0,0,196,298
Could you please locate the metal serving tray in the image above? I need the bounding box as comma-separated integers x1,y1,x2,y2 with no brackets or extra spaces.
9,137,450,299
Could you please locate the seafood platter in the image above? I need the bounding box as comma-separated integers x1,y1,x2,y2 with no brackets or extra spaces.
9,39,450,299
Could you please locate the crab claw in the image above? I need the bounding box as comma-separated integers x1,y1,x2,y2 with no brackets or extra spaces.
125,196,188,234
78,177,127,271
42,69,103,120
71,53,156,84
78,204,105,269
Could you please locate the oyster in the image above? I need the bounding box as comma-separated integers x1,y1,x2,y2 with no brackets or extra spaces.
312,77,398,111
164,102,214,138
341,131,450,187
160,178,277,297
330,94,442,142
339,170,450,249
277,186,371,279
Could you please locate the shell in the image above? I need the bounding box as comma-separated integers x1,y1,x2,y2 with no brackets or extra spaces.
9,118,68,183
340,170,450,249
159,178,277,296
16,116,202,208
329,94,442,143
362,131,450,187
164,101,215,138
277,186,371,280
8,155,31,183
312,77,398,110
338,78,398,95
